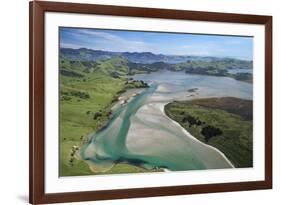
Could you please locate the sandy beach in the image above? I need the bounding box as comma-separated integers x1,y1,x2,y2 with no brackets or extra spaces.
126,101,234,170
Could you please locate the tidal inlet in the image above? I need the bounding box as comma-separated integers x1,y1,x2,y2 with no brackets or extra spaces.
59,27,253,176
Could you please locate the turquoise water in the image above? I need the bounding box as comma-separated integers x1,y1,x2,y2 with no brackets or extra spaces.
80,71,252,172
80,84,162,170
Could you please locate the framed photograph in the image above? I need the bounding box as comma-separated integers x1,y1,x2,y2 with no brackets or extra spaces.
29,1,272,204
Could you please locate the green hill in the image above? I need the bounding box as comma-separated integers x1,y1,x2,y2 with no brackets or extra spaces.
59,56,153,176
93,56,129,77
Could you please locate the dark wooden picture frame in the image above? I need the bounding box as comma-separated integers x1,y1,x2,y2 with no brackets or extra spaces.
29,1,272,204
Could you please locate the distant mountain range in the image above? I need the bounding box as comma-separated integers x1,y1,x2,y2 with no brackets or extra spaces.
60,48,251,64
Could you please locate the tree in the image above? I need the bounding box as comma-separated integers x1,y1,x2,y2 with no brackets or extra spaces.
201,125,222,142
182,114,202,127
93,112,102,120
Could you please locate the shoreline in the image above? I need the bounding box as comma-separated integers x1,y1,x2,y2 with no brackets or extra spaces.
159,102,235,168
80,87,236,173
126,98,234,170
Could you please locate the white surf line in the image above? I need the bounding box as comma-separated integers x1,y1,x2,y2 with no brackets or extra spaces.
158,102,235,168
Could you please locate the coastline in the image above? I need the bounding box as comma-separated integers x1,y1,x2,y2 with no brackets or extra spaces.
159,103,235,168
126,99,234,170
163,97,253,168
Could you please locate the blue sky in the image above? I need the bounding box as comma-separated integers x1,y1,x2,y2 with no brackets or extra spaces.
60,27,253,60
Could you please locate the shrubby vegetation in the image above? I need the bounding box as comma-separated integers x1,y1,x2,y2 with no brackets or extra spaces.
189,97,253,120
60,69,84,78
93,112,102,120
181,113,204,127
70,90,90,99
125,80,149,89
232,72,252,83
60,90,90,101
201,125,222,142
179,111,222,142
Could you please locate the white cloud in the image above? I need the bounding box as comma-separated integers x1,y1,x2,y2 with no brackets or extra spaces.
63,29,154,53
60,42,82,49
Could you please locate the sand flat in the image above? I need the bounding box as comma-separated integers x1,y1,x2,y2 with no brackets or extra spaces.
126,102,234,170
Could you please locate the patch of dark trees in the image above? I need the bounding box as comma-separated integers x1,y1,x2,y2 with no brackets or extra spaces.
138,80,149,88
185,66,228,76
69,90,90,99
86,110,102,120
111,96,119,103
93,112,102,120
233,72,252,81
60,90,90,101
80,61,98,69
181,114,204,127
201,125,222,142
125,80,149,88
110,71,121,78
180,112,222,142
86,110,112,120
60,69,84,78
